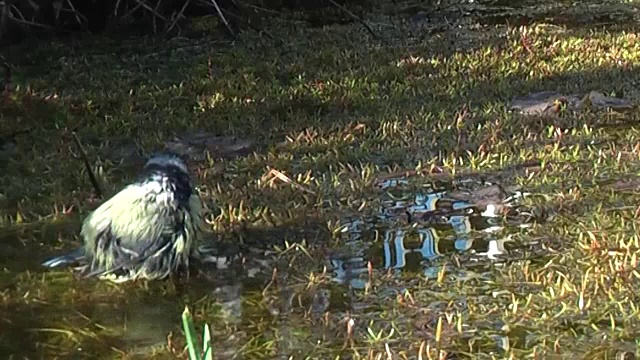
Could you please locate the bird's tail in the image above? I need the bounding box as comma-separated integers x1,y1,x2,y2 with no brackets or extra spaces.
42,248,85,268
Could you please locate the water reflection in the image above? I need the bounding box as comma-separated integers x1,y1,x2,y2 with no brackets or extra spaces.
72,281,248,356
330,181,537,288
104,300,179,355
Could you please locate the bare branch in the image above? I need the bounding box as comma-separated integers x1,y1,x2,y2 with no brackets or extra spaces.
327,0,379,40
210,0,235,38
167,0,191,34
131,0,167,21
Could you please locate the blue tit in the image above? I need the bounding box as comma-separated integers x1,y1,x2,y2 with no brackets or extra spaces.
42,152,205,283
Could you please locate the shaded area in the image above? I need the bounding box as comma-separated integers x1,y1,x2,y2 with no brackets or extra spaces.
0,0,374,46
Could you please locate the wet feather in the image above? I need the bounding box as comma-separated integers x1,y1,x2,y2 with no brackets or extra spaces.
42,152,205,283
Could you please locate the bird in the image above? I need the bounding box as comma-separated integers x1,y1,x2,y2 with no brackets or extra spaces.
42,151,205,283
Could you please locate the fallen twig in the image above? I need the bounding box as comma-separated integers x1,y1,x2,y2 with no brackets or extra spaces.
71,131,103,199
265,168,317,195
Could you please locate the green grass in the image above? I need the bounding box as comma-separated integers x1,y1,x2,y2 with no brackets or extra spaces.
2,0,640,359
182,307,213,360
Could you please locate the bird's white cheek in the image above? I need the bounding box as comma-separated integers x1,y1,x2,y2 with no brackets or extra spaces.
143,181,163,193
154,192,175,205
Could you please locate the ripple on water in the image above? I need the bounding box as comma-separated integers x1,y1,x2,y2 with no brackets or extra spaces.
329,178,542,289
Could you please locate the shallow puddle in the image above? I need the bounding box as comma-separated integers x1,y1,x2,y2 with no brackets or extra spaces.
0,176,546,358
330,178,539,289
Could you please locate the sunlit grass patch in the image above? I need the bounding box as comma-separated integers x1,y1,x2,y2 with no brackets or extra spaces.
3,1,640,358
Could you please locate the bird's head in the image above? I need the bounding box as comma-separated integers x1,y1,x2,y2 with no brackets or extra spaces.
138,151,193,205
144,152,189,176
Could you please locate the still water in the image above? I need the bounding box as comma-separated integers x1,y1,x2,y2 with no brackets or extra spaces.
1,178,542,358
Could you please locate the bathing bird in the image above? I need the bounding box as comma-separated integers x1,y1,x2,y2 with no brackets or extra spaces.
42,152,204,283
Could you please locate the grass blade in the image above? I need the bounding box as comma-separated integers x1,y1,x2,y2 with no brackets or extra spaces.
202,323,213,360
182,306,201,360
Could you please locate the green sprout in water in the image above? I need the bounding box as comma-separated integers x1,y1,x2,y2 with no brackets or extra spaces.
182,306,213,360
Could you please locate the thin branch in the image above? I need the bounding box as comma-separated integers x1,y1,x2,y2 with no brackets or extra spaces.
131,0,167,21
71,131,103,199
153,0,164,33
327,0,379,40
120,2,145,20
114,0,124,15
65,0,84,25
210,0,236,38
221,6,276,41
58,8,89,23
166,0,191,34
7,16,55,29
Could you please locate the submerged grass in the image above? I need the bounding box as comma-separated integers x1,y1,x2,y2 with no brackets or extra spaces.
3,0,640,358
